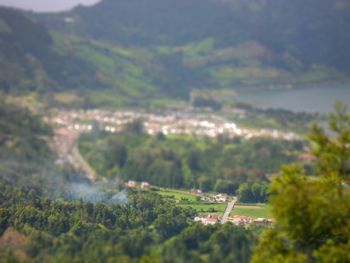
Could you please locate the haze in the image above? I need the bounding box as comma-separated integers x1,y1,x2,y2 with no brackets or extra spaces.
0,0,100,12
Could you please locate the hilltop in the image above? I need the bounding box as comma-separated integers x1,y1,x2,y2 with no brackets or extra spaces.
36,0,350,85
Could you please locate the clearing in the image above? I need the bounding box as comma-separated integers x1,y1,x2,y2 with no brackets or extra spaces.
231,203,272,218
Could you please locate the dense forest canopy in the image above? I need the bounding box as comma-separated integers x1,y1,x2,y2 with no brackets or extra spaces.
78,130,304,193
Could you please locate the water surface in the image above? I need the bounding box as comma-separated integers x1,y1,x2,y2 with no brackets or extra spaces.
237,84,350,114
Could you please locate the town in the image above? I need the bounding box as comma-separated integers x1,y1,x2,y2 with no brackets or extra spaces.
49,107,300,144
48,108,290,227
48,107,302,195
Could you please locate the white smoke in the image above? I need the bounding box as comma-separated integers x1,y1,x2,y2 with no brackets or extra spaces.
110,190,129,205
66,182,128,205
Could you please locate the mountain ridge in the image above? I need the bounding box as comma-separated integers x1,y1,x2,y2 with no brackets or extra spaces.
35,0,350,72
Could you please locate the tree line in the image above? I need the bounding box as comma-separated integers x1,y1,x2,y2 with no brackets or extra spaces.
79,125,303,198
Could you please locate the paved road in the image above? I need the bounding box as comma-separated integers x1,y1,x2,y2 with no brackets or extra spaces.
68,146,97,181
221,197,237,224
53,130,96,181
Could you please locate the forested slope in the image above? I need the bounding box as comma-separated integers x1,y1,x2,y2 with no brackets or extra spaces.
0,7,173,106
0,102,258,263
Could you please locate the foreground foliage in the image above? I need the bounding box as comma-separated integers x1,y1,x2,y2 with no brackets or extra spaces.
0,186,259,262
252,103,350,262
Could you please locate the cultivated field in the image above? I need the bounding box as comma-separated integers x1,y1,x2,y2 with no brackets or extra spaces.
156,189,227,214
231,204,272,218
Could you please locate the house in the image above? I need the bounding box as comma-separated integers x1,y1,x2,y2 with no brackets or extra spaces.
194,214,220,225
229,215,255,225
254,218,274,224
201,196,216,203
141,182,150,190
228,215,274,225
214,193,228,203
125,180,137,188
205,217,218,225
190,189,203,195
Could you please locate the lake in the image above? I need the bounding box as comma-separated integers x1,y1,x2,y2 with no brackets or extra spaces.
236,84,350,114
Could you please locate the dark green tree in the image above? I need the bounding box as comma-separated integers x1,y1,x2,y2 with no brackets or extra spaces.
252,103,350,263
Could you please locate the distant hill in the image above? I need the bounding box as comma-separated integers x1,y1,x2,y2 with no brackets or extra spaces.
1,0,350,107
0,7,121,96
37,0,350,73
0,7,176,107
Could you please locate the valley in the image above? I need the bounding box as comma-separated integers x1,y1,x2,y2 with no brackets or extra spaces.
1,0,350,262
46,105,304,228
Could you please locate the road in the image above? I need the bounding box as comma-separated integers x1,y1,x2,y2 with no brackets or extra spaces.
53,129,96,181
221,197,237,224
68,146,97,181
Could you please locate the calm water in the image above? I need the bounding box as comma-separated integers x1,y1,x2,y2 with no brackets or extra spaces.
237,84,350,114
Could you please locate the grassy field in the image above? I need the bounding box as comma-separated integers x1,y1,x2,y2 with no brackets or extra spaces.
156,188,227,214
231,204,272,218
142,186,274,218
5,93,46,113
179,203,227,213
157,189,199,202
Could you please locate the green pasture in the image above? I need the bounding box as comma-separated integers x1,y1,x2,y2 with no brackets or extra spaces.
157,188,227,214
231,204,272,218
180,203,227,213
157,189,199,202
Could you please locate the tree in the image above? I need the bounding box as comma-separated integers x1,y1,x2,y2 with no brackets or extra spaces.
252,103,350,263
214,179,238,195
198,176,212,192
187,150,201,172
309,102,350,181
237,182,268,203
126,119,144,135
106,139,128,168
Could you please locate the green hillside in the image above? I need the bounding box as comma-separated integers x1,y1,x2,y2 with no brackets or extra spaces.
0,99,78,198
0,7,177,107
1,0,350,107
35,0,350,80
38,0,350,63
